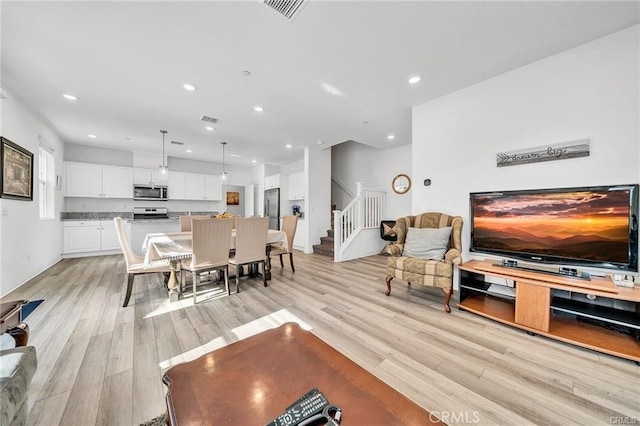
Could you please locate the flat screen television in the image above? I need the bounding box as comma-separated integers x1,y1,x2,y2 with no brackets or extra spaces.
470,184,639,273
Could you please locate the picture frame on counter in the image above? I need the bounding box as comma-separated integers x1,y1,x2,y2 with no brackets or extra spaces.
1,136,34,201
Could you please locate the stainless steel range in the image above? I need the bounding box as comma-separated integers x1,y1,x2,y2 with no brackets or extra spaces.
130,207,177,256
133,206,169,220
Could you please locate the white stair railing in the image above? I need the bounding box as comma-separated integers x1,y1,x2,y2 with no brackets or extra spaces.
333,182,386,261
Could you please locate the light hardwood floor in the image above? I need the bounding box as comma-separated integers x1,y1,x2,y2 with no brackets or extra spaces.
6,252,640,425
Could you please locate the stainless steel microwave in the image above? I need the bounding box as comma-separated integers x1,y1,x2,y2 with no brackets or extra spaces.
133,184,168,201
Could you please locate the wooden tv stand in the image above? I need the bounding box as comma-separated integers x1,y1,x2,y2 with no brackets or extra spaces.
458,260,640,363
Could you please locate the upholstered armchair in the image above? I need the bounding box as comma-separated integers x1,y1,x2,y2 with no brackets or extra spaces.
384,212,463,313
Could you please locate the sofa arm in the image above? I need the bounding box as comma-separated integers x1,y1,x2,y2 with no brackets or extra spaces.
383,243,404,257
0,346,37,426
444,248,462,265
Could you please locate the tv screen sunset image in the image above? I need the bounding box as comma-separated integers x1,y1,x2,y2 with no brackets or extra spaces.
472,190,631,263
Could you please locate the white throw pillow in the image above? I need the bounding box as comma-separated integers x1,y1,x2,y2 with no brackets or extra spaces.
402,226,452,260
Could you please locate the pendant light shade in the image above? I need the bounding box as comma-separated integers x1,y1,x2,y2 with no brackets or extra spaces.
220,141,227,181
160,130,168,175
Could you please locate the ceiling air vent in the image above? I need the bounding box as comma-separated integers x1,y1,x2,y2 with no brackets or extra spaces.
260,0,307,21
171,140,184,146
201,115,219,124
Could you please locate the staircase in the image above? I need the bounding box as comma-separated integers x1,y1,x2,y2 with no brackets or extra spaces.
313,204,336,258
313,228,335,258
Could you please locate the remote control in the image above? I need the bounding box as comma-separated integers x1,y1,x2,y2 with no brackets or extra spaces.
266,388,329,426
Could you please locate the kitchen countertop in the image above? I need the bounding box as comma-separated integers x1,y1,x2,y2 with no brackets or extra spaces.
60,211,216,222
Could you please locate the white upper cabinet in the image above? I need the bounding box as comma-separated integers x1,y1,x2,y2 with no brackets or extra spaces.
184,173,222,200
167,172,186,200
65,162,132,198
133,168,168,185
288,172,306,200
265,174,280,190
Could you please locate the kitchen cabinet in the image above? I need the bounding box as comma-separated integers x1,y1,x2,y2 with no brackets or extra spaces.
265,174,280,190
288,172,306,200
184,173,222,200
62,220,123,254
134,168,168,185
167,172,186,200
65,162,133,198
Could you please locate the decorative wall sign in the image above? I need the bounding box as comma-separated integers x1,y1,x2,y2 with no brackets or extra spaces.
496,139,590,167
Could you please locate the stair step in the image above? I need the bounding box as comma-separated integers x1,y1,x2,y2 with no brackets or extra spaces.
327,229,334,238
320,236,334,245
313,244,334,258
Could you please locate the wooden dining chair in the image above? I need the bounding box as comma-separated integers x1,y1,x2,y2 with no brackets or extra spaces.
182,218,234,303
269,215,298,272
113,217,171,307
179,215,211,232
229,217,269,292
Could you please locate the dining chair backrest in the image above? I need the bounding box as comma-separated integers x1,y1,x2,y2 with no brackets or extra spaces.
114,217,143,267
234,217,269,264
189,218,234,268
180,215,211,232
281,215,299,253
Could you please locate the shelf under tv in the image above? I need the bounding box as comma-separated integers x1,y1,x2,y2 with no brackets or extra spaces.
458,260,640,363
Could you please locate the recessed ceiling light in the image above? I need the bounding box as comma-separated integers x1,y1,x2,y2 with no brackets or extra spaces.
205,126,214,131
387,134,395,140
183,83,197,91
252,160,257,164
230,154,240,158
63,94,78,101
254,106,264,112
285,144,292,149
317,140,324,145
186,149,192,153
408,75,422,84
88,134,97,138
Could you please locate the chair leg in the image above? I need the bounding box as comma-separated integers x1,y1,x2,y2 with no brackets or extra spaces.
385,276,393,296
289,252,295,272
224,266,230,295
236,265,240,293
262,261,268,287
442,288,452,313
193,271,198,304
123,273,135,307
279,254,284,268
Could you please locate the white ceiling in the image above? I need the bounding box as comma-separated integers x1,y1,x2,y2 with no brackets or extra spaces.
2,1,639,167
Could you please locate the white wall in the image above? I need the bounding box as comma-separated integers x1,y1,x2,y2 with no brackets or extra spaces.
306,146,332,253
412,25,639,265
1,90,65,296
331,141,412,220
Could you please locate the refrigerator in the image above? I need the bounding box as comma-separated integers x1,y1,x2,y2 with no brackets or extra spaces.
264,188,280,230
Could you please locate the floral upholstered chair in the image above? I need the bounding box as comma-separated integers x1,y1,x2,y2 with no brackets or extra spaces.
384,212,463,313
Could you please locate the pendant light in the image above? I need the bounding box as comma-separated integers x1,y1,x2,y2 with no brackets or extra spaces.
220,141,227,181
159,130,168,175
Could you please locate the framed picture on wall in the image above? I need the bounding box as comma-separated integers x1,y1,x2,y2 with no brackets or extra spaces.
1,137,34,201
226,191,240,205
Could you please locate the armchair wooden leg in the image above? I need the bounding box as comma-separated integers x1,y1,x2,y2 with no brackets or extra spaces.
442,287,452,313
123,274,135,307
289,252,295,272
385,276,393,296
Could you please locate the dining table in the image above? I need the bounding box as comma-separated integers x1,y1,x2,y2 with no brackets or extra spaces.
142,229,288,302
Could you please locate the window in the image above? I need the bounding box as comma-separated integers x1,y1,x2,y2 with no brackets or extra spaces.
39,146,55,219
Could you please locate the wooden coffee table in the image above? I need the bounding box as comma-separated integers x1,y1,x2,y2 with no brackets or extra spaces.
163,323,442,425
